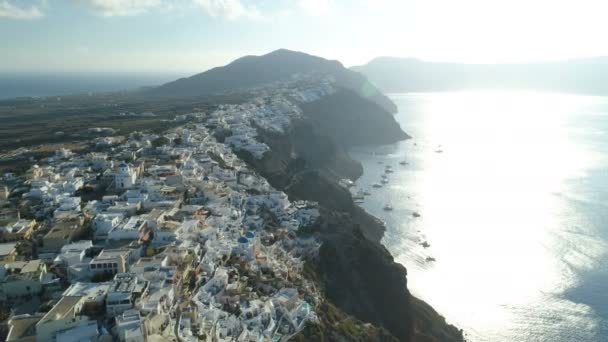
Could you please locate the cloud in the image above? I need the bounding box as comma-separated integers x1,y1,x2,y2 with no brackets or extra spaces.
0,1,44,19
297,0,334,15
193,0,259,19
73,0,164,17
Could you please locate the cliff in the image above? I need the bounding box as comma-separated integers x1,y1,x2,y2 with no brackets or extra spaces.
236,113,462,342
150,48,460,341
300,89,409,146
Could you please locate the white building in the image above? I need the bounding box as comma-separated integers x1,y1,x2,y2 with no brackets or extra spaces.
92,213,124,240
116,310,145,342
106,273,147,316
114,163,137,190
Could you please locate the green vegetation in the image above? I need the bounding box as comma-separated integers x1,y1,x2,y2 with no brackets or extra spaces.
0,92,220,152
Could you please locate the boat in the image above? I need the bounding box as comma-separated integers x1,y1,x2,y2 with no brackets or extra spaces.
363,190,371,196
372,183,382,188
385,168,393,173
381,178,389,184
399,161,408,165
352,190,365,200
435,145,443,153
425,256,436,262
420,241,430,248
339,178,355,188
354,198,365,204
383,204,393,211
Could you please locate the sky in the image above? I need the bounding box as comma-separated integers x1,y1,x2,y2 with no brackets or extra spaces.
1,0,608,73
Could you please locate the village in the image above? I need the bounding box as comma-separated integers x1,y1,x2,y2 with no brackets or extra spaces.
0,77,337,342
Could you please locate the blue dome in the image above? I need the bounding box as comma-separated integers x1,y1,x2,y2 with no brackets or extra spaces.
238,237,248,244
245,231,255,239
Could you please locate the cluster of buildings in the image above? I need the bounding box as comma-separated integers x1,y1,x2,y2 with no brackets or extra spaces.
0,78,337,341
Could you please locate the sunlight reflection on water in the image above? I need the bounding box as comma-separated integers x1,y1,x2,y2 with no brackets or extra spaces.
350,91,608,341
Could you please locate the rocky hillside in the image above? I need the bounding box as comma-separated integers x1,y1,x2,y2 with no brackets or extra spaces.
300,89,409,146
152,48,460,341
236,113,462,341
148,49,397,113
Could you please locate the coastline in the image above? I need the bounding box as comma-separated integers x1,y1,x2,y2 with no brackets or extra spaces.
237,108,463,340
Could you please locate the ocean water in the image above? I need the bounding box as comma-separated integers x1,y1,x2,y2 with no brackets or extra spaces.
0,72,186,99
350,91,608,341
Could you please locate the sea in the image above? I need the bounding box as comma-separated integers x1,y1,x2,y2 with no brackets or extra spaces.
349,91,608,342
0,72,187,99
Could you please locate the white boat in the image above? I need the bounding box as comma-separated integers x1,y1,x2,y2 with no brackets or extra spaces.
339,178,355,188
352,190,365,200
363,190,372,196
381,178,389,184
383,204,393,211
372,183,383,188
399,161,407,165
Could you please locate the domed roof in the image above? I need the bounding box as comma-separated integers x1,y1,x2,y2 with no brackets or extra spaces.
245,231,255,239
238,237,248,244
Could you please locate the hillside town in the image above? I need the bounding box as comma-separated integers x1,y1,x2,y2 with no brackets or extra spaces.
0,77,338,341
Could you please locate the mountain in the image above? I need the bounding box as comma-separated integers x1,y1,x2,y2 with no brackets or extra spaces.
149,49,397,113
352,57,608,95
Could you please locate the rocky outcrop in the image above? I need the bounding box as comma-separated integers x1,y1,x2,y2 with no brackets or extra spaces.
300,89,409,146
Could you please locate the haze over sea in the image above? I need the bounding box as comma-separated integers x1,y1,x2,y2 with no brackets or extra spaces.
350,91,608,341
0,73,185,99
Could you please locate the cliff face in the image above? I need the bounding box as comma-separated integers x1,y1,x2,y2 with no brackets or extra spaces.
300,89,409,146
236,107,462,342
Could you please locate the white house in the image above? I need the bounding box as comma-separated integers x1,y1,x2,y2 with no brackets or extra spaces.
114,163,137,190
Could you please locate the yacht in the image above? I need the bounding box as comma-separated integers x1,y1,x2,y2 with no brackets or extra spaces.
381,178,389,184
372,183,383,188
399,161,408,165
383,203,393,211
